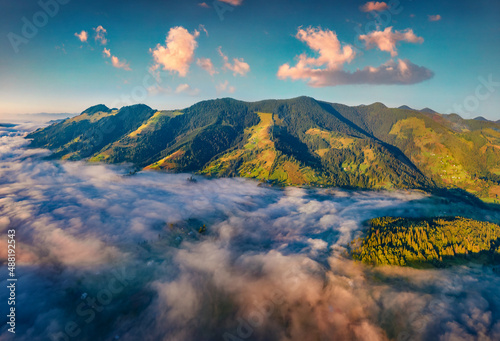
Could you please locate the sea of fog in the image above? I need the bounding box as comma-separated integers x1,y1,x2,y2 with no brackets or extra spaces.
1,123,500,341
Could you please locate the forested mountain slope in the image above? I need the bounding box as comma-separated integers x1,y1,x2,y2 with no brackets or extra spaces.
27,97,500,202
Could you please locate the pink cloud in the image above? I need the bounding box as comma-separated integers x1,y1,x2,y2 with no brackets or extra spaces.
147,85,172,96
294,27,356,70
276,27,356,85
94,25,107,45
216,80,235,94
150,26,200,77
103,47,111,58
219,0,243,5
198,2,210,8
428,14,442,22
199,24,209,37
74,30,88,43
103,48,131,71
196,58,217,76
217,47,250,76
277,26,433,87
111,56,131,71
175,83,200,96
359,27,424,57
360,1,389,12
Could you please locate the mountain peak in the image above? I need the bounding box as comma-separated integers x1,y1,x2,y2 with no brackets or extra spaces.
368,102,387,109
473,116,488,121
82,104,111,115
444,113,464,122
420,107,437,114
398,105,414,111
120,103,152,111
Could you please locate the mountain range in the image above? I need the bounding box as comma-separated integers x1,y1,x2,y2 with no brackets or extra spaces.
27,97,500,203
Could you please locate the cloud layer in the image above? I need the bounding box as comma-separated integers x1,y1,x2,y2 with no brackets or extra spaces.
1,124,499,340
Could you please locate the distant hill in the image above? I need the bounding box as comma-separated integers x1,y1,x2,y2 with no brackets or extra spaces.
27,97,500,202
397,105,438,115
474,116,489,121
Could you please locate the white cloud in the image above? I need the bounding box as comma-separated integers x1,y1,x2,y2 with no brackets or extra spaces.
150,26,200,77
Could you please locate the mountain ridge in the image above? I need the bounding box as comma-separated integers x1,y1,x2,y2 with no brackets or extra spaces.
26,96,500,203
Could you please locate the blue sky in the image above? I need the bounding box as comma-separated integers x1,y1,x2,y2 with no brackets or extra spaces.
1,0,499,120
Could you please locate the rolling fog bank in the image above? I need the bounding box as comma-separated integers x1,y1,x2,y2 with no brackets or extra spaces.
1,125,500,341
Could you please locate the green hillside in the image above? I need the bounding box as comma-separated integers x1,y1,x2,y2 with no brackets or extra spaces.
328,102,500,202
27,104,156,160
351,217,500,267
26,97,500,200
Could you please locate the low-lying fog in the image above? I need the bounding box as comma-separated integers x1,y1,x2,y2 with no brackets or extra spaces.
1,124,500,341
